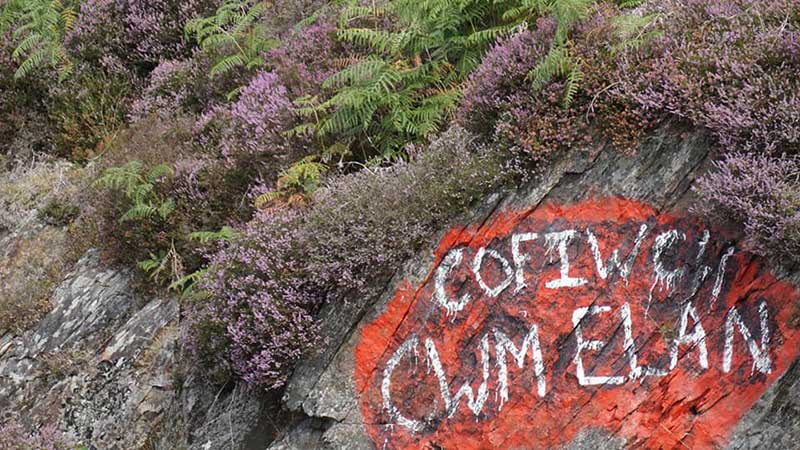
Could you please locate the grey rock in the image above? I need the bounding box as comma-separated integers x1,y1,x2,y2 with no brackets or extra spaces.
4,126,800,450
725,360,800,450
272,127,799,450
558,429,627,450
0,250,181,450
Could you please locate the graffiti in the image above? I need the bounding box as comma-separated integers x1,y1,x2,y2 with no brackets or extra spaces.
354,198,800,450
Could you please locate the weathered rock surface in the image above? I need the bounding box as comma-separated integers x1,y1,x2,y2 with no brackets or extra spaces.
0,251,173,448
0,249,288,450
274,129,800,449
2,128,800,450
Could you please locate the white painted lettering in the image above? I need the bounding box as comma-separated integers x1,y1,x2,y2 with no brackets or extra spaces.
586,223,648,281
723,302,772,375
382,337,424,432
712,247,735,306
426,335,491,417
545,230,587,289
435,248,472,315
473,247,514,297
669,301,709,370
646,229,687,314
494,324,546,410
572,306,625,386
511,232,538,293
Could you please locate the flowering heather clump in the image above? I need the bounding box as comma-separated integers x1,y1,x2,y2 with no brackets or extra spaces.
267,21,340,95
458,18,587,161
457,20,554,136
189,209,317,387
695,153,800,262
457,12,616,161
0,31,55,159
129,59,196,121
0,419,74,450
303,127,508,299
620,0,800,155
68,0,216,73
123,0,217,64
189,127,510,387
196,71,296,162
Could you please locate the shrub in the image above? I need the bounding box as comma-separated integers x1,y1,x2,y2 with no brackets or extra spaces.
185,0,278,95
619,0,800,155
67,0,216,75
47,63,131,160
0,0,78,80
195,71,299,166
0,30,55,159
695,153,800,264
128,58,196,120
266,20,339,96
187,127,512,388
458,23,553,134
301,0,505,160
86,117,195,283
458,9,624,161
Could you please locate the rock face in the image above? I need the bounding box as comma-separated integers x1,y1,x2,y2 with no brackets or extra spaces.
275,129,800,450
0,251,177,449
2,128,799,450
0,249,287,450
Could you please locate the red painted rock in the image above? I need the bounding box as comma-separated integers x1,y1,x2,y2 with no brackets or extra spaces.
354,198,800,450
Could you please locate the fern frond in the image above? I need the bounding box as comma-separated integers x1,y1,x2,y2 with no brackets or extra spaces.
168,268,209,297
617,0,644,8
120,203,157,222
528,45,571,91
254,191,282,209
188,226,239,243
147,164,174,182
562,66,583,107
157,198,175,219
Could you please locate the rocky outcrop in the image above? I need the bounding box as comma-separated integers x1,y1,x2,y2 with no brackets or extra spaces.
0,249,288,450
272,129,800,449
0,251,176,448
2,128,799,450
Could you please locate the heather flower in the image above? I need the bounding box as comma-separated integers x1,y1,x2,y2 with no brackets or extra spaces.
187,127,511,388
458,20,554,135
694,152,800,262
129,58,196,121
266,21,340,95
172,156,210,204
619,0,800,155
458,14,602,162
194,71,297,164
67,0,217,73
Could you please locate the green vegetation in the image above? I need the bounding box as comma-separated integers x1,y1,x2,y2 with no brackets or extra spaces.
186,0,278,94
0,0,797,397
1,0,77,80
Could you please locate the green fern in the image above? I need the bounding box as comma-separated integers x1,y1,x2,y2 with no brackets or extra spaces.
1,0,77,80
185,0,278,94
611,11,660,54
168,268,209,297
523,0,645,106
254,156,327,209
138,241,184,285
300,0,515,160
188,226,240,243
95,161,176,224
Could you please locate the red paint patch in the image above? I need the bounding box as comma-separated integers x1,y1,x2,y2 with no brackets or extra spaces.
353,198,800,450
